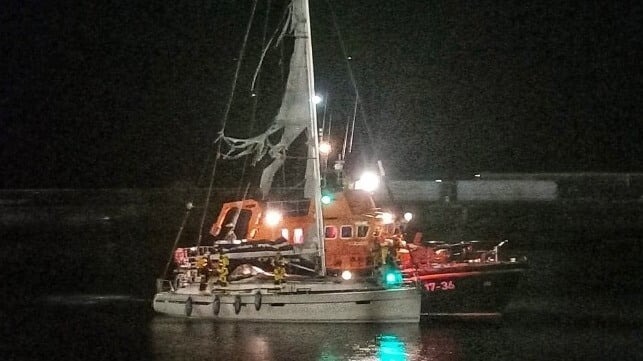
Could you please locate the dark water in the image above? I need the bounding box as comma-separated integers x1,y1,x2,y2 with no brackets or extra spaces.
4,299,641,361
1,225,642,360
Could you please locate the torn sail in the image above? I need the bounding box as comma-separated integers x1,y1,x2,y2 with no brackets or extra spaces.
219,1,315,198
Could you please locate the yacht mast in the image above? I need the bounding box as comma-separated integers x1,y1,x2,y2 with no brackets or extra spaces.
299,0,326,274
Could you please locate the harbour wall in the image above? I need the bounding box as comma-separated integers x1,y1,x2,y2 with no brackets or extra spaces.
1,173,642,244
2,175,640,299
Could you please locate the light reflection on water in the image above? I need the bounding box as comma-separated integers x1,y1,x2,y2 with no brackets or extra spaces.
377,334,407,361
8,301,641,361
149,317,459,361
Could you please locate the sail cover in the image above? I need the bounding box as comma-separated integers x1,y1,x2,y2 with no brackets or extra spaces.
219,0,315,198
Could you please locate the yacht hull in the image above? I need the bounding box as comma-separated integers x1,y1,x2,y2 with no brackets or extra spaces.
153,285,420,323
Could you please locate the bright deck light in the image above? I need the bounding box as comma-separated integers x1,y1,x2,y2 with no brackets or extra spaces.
354,171,380,192
341,270,352,280
319,141,331,154
264,210,282,227
403,212,413,222
380,212,394,225
312,95,322,104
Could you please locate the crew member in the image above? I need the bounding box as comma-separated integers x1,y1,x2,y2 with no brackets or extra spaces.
216,254,230,286
272,252,286,285
197,253,213,291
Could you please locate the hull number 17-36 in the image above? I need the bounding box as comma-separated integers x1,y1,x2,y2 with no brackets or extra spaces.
424,281,456,291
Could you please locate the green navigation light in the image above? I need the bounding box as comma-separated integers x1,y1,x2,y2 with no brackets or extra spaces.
321,194,333,205
381,265,403,288
385,272,397,284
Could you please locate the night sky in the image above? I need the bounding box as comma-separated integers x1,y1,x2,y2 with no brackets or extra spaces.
2,0,641,189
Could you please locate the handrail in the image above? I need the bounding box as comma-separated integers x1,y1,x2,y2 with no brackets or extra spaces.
156,278,175,293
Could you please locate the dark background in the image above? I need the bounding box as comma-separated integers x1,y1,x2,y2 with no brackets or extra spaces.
1,3,641,360
2,0,642,189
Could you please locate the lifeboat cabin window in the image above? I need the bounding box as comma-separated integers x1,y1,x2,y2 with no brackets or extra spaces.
357,225,369,238
293,228,304,244
216,207,252,241
340,225,353,239
281,228,289,241
325,226,338,239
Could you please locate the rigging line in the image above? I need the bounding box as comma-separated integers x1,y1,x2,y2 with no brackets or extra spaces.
348,94,358,154
232,0,273,232
320,93,329,140
342,115,349,160
238,0,272,198
196,0,259,247
161,4,227,269
251,0,288,91
325,0,379,159
251,0,272,135
326,0,396,204
196,150,221,247
160,204,193,279
218,0,258,136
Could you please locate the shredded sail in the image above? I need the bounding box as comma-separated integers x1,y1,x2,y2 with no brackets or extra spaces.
219,1,315,198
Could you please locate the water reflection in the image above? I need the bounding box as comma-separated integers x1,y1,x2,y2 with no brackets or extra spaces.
150,317,459,361
15,305,637,361
377,334,406,361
